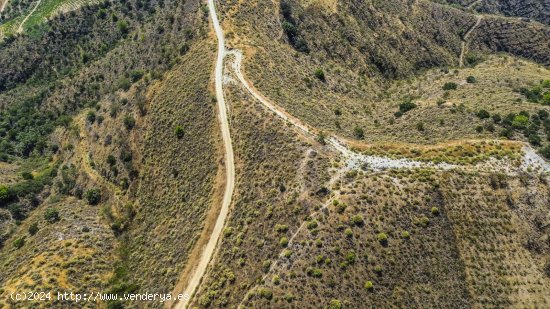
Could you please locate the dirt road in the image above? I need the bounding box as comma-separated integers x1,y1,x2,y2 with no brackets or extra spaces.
172,0,235,307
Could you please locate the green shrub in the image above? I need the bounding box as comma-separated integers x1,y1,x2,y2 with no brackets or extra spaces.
529,133,541,146
107,155,117,166
44,208,60,223
442,82,458,90
21,172,34,180
284,293,295,303
307,220,318,230
317,131,327,145
0,185,12,206
175,125,184,139
272,275,280,285
477,109,490,119
123,115,136,130
130,70,144,82
307,267,323,278
540,146,550,159
257,288,273,300
120,150,133,163
466,76,477,83
117,77,131,91
399,101,417,113
13,237,25,249
117,20,129,34
85,189,102,205
345,252,356,264
28,222,39,235
329,299,342,309
262,260,271,272
282,21,297,37
512,115,529,129
431,207,440,215
314,68,325,81
275,224,289,233
283,249,292,258
364,280,374,290
344,228,353,238
280,237,289,247
86,111,96,123
353,126,365,139
351,215,364,226
377,232,388,244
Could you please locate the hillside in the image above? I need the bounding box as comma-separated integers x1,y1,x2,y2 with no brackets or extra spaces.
1,0,550,308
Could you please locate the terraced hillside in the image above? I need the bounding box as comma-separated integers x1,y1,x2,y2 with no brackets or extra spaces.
0,0,99,37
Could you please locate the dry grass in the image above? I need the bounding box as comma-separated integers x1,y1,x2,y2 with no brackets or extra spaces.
0,196,116,307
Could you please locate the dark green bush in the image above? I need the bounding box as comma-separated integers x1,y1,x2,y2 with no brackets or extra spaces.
28,222,39,235
13,237,25,249
443,82,458,90
477,109,490,119
107,155,117,166
44,208,60,223
353,126,365,139
175,125,184,139
314,68,325,81
123,115,136,130
85,188,102,205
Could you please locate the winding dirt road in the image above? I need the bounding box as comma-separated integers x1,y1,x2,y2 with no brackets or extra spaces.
174,1,549,307
173,0,235,307
459,15,482,67
0,0,8,12
17,0,42,33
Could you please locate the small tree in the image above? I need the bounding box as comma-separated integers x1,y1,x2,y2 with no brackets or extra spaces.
314,68,325,81
377,232,388,244
44,208,60,223
13,237,25,249
344,228,353,238
477,109,490,119
351,215,364,226
175,125,184,139
442,82,458,90
317,131,327,145
124,115,136,130
540,145,550,159
364,281,374,290
353,126,365,139
21,172,34,180
0,185,11,206
85,189,102,205
86,111,96,124
117,20,129,35
107,155,117,166
329,299,342,309
28,222,39,236
512,115,529,130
